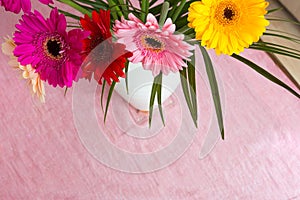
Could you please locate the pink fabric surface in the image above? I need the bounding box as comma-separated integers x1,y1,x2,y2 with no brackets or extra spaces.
1,2,300,199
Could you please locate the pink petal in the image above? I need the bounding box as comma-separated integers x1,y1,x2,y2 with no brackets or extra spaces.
162,18,176,33
146,13,159,27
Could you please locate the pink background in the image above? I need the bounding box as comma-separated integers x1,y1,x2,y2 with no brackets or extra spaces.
1,1,300,199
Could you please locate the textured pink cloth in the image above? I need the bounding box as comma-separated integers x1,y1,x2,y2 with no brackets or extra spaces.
1,2,300,199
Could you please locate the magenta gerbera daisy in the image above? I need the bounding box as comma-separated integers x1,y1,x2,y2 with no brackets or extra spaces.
114,13,194,76
13,8,89,87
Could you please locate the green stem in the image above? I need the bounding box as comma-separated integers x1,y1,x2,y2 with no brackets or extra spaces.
172,0,186,22
159,2,170,27
140,0,149,22
125,61,129,94
118,0,128,16
107,0,122,20
177,25,190,34
167,0,182,17
58,0,91,15
157,73,165,126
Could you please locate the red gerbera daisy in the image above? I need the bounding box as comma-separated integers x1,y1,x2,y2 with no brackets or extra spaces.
80,9,132,85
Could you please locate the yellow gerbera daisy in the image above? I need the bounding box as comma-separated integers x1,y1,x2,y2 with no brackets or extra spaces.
2,37,46,103
188,0,270,55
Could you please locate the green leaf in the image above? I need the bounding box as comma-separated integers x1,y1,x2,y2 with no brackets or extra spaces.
232,54,300,99
267,7,282,14
58,0,91,15
187,53,198,123
177,25,189,33
264,32,300,44
255,41,300,54
49,5,80,20
167,0,182,18
140,0,149,22
124,61,129,94
172,0,186,22
107,0,117,19
266,29,300,40
101,80,106,112
148,73,165,127
200,46,225,140
149,3,164,16
104,81,116,123
266,17,300,26
149,75,159,127
180,67,197,127
73,0,108,10
158,2,170,27
174,15,189,30
250,44,300,59
156,73,165,126
117,0,128,16
107,0,123,19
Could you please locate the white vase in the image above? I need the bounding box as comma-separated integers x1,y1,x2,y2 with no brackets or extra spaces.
114,62,181,111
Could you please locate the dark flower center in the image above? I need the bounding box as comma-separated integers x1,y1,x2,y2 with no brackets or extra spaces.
223,7,235,20
90,36,105,50
46,39,62,58
215,2,239,26
140,35,165,53
98,42,112,61
145,37,162,49
88,40,113,64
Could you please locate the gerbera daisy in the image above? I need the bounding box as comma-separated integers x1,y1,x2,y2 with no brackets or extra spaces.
13,8,89,88
2,37,45,102
80,9,132,85
114,13,194,76
188,0,270,55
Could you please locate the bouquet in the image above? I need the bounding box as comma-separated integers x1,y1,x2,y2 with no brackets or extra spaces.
1,0,299,140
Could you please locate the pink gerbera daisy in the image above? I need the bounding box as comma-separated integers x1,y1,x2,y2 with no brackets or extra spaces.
114,13,194,76
13,8,89,87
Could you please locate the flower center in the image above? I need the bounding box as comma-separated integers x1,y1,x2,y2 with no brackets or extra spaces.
47,40,61,57
145,37,162,49
97,42,112,62
43,37,63,59
91,36,104,50
215,1,239,26
88,40,113,64
141,35,165,53
223,7,235,20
